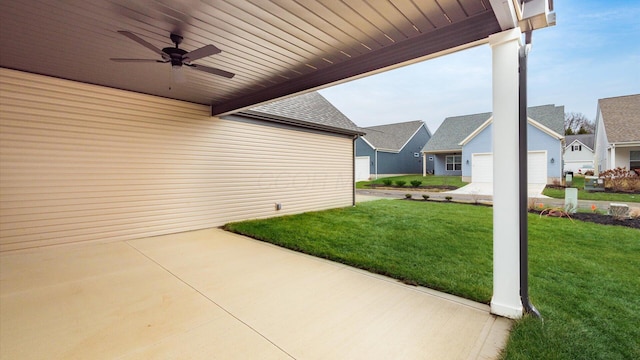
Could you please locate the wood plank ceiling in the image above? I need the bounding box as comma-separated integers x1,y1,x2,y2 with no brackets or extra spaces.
0,0,503,115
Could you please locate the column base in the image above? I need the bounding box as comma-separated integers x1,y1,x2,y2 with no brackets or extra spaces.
491,299,523,319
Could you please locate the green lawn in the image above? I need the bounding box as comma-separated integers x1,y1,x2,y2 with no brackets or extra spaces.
543,176,640,203
225,200,640,359
356,175,467,189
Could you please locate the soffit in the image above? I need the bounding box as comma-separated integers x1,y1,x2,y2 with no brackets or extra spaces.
0,0,502,115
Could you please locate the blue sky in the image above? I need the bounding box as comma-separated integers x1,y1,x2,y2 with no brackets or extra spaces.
319,0,640,133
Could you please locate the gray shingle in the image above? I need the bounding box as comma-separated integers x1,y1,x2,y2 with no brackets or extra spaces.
423,112,490,152
244,92,360,134
361,121,427,151
598,94,640,143
423,105,564,152
565,134,595,150
528,104,565,135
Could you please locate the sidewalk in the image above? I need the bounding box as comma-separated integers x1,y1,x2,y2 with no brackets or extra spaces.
356,188,639,211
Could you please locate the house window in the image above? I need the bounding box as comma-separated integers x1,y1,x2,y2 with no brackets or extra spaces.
630,151,640,171
446,155,462,171
571,145,582,151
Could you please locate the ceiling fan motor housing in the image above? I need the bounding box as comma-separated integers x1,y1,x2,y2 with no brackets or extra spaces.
163,47,188,66
164,33,187,66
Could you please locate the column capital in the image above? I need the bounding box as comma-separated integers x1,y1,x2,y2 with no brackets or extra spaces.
488,28,522,48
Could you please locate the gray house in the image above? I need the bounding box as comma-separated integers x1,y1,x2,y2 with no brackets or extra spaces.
422,105,565,184
356,121,432,179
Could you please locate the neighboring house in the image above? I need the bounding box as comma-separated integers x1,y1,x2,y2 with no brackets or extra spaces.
563,134,595,173
594,94,640,175
0,69,362,251
422,105,565,184
356,121,432,179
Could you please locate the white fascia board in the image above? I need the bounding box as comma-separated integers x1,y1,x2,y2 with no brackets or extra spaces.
459,117,493,146
564,139,594,153
376,148,401,154
528,117,564,140
610,141,640,148
458,116,563,148
489,0,518,30
397,123,426,152
360,137,376,150
421,149,462,154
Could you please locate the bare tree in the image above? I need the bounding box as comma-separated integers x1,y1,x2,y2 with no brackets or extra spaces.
564,112,595,135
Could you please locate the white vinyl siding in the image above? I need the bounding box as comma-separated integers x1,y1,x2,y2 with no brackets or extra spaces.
0,69,354,251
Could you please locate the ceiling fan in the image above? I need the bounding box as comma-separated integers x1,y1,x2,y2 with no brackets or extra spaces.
110,31,235,82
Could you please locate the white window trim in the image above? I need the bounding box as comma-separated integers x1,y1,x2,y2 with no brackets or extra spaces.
445,155,462,171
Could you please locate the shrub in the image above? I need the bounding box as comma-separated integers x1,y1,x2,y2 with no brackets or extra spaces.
395,180,406,187
600,167,640,192
422,194,430,200
410,180,422,187
445,196,452,202
382,179,393,186
405,194,412,199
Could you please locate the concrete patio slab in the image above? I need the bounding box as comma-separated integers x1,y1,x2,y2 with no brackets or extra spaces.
446,182,548,198
1,229,511,359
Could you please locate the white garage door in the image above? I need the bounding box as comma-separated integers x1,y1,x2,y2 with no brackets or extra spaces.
472,153,493,182
471,151,547,184
527,151,547,184
355,156,370,181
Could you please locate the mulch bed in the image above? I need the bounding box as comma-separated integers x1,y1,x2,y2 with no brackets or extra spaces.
369,185,458,192
530,210,640,229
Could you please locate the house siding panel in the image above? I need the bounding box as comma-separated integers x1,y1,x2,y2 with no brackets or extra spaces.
377,127,431,175
462,123,562,183
0,69,353,251
355,137,376,174
462,124,493,178
528,125,562,181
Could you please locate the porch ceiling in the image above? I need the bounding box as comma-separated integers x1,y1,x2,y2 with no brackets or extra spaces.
0,1,505,115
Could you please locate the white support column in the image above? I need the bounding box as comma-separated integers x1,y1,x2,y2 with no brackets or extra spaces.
489,28,523,319
422,153,427,176
610,144,616,169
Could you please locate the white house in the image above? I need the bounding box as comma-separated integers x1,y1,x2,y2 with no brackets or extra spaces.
594,94,640,174
563,134,595,173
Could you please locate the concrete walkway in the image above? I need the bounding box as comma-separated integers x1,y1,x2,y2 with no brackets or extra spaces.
356,188,639,211
1,228,511,359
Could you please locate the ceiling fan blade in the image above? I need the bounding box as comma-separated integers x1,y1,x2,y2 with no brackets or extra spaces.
110,58,164,63
117,30,166,57
183,44,221,62
189,64,235,79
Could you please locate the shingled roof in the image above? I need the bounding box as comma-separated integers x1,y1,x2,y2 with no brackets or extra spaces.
565,134,595,150
423,105,565,153
360,121,428,152
598,94,640,143
239,92,362,136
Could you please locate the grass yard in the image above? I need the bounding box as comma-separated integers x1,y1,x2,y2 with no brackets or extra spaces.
225,200,640,359
543,176,640,203
356,175,467,189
